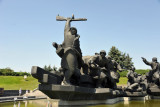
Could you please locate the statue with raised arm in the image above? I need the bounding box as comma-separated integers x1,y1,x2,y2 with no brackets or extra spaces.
142,57,160,87
53,14,87,85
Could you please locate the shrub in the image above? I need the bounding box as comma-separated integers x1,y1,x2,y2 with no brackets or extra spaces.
119,69,149,77
135,69,149,75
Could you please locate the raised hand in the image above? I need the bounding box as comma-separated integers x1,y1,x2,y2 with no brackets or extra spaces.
141,57,145,60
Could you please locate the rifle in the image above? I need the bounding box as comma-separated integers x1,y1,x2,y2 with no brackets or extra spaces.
56,14,87,21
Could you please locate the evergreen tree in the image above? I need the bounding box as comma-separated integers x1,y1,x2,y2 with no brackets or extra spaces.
108,46,133,69
53,66,58,72
44,65,48,71
44,65,58,72
108,46,121,64
47,65,52,72
123,54,133,69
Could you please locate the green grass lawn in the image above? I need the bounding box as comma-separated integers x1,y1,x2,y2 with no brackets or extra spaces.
0,76,127,90
0,76,39,90
117,77,127,85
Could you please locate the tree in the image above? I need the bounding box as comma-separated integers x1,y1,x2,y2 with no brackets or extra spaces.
108,46,133,69
53,66,58,72
47,65,52,72
44,65,52,71
44,65,58,72
0,68,14,76
44,65,48,71
123,54,133,69
0,68,31,76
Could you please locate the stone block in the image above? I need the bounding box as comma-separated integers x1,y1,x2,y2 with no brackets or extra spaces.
147,87,160,96
31,66,62,84
38,84,117,101
122,91,147,97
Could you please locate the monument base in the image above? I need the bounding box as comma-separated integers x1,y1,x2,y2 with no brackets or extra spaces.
147,87,160,96
123,91,147,97
38,84,123,101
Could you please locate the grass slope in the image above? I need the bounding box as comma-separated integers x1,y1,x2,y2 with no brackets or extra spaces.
0,76,39,90
0,76,127,90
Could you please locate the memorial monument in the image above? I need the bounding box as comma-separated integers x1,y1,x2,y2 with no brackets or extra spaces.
31,15,160,105
31,15,123,103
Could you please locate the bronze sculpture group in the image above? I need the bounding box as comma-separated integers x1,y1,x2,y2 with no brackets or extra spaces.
52,15,124,90
31,15,160,100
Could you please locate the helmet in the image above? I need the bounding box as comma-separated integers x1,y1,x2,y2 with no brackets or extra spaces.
152,57,157,62
100,50,106,55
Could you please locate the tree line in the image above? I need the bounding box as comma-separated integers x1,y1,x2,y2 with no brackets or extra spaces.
0,68,31,76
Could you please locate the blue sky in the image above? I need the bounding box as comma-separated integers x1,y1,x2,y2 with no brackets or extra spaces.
0,0,160,72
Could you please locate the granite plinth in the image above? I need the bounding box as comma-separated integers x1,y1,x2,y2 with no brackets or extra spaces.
147,87,160,96
38,84,122,101
122,91,147,97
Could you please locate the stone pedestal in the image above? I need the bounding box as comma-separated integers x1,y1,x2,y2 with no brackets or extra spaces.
123,91,147,97
38,84,123,101
147,87,160,96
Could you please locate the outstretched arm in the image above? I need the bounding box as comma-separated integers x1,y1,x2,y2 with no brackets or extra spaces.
64,18,72,33
142,57,152,65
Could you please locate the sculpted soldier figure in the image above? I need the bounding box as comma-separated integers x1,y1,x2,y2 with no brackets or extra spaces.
87,50,109,88
88,50,108,71
126,67,143,91
142,57,160,87
106,56,123,89
53,15,87,85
